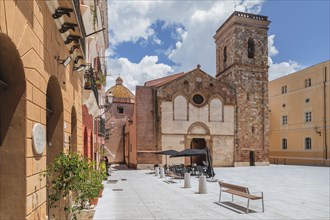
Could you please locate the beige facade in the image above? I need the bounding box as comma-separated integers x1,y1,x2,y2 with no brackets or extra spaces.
0,1,89,219
158,68,236,167
269,61,330,166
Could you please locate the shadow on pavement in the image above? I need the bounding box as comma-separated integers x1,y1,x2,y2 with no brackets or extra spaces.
214,201,257,214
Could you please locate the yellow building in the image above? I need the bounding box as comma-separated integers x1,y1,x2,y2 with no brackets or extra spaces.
269,60,330,166
0,0,97,219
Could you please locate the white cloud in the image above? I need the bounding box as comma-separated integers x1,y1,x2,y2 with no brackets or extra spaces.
107,0,303,84
106,56,174,93
268,35,303,80
268,35,279,57
108,0,266,77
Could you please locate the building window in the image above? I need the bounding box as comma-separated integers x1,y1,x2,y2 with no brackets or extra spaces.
282,115,288,125
305,137,312,150
282,138,287,150
304,78,311,87
117,106,124,114
281,85,287,94
223,46,227,62
305,112,312,122
192,94,204,105
248,38,254,58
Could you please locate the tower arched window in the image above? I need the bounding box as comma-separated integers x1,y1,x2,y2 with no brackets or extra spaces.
223,46,227,63
248,38,255,58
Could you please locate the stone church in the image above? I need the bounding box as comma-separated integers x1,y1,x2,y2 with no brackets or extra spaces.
126,11,270,168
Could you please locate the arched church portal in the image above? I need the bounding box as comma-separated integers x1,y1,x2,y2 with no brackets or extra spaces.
0,33,26,219
186,122,211,166
190,138,207,165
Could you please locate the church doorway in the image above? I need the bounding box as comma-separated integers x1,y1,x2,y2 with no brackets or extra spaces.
190,138,207,165
0,33,26,219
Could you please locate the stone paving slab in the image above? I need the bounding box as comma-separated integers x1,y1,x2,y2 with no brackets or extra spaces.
94,165,330,220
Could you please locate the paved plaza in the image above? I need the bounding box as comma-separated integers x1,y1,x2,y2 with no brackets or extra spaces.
94,165,330,219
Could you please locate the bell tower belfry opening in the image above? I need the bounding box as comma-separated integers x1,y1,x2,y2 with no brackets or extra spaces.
214,11,270,166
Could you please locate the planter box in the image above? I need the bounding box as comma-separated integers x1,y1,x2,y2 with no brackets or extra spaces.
76,209,96,220
89,197,98,206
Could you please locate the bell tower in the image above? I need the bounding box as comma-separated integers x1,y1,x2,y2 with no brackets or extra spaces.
214,11,271,166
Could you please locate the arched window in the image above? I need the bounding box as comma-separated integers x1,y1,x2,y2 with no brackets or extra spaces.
209,98,222,122
223,46,227,63
282,138,287,150
305,137,312,150
174,95,187,120
248,38,255,58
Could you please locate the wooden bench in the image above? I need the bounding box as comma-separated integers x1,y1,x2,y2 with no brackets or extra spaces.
218,181,264,213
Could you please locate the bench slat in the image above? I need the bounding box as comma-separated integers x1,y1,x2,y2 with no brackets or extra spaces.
223,189,262,200
219,182,249,193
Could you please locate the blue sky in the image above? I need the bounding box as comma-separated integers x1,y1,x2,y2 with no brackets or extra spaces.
106,0,330,92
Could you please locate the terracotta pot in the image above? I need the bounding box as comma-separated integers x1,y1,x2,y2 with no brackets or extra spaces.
89,197,98,206
84,82,91,89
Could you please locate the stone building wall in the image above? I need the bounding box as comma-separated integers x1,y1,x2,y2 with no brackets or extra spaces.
156,68,236,166
214,11,270,166
134,86,161,168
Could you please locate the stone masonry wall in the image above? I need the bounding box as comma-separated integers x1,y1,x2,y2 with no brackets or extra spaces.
215,12,270,165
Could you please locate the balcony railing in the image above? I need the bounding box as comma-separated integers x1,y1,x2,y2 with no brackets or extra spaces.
98,117,106,137
84,68,99,106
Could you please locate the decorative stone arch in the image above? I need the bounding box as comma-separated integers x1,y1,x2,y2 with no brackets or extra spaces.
185,122,212,166
208,94,224,122
46,75,64,218
46,76,64,164
0,33,26,220
187,122,210,135
172,93,188,121
70,106,77,152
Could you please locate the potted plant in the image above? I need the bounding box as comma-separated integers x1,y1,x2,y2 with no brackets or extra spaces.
43,152,105,220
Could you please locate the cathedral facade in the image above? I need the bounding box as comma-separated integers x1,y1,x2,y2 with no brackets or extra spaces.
127,11,270,168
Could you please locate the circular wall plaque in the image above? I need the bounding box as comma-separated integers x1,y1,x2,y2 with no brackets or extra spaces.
32,123,46,155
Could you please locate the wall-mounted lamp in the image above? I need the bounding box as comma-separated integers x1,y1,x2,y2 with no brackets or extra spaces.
74,56,84,64
52,7,73,19
59,22,78,33
55,56,72,67
65,35,81,44
314,126,322,136
99,92,114,109
73,64,86,72
69,44,80,54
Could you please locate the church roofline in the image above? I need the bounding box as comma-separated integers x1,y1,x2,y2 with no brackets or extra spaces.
144,65,215,88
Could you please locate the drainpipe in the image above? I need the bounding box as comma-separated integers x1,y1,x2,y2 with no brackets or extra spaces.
324,66,328,161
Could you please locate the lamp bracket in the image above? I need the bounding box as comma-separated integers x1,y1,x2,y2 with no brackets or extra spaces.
59,22,78,33
52,7,73,19
65,35,81,44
